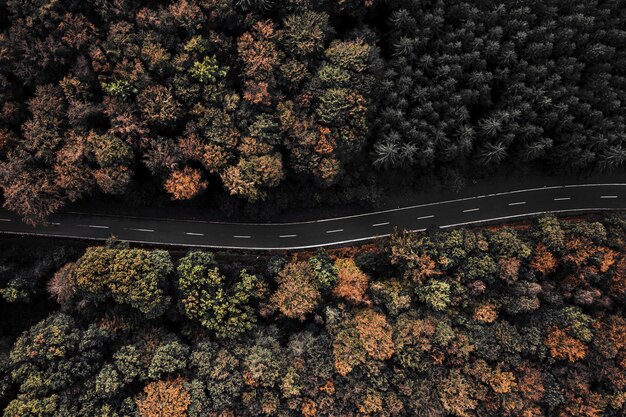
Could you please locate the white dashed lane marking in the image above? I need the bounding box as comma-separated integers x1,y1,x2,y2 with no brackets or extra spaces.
372,222,390,227
554,197,571,201
601,195,618,199
417,215,435,220
463,208,480,213
127,228,154,233
234,235,251,239
186,232,204,236
280,234,297,238
87,225,109,229
508,201,526,206
0,219,11,222
326,229,344,234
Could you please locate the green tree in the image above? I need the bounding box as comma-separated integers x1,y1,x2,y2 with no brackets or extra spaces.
73,247,173,318
177,251,258,338
308,249,338,290
189,55,228,83
416,279,451,311
147,340,190,380
90,132,134,167
5,314,108,415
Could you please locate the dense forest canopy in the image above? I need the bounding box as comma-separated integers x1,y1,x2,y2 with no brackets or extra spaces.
0,0,625,224
1,215,626,415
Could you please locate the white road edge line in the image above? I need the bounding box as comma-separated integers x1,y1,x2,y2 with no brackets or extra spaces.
326,229,344,233
554,197,571,201
280,234,297,238
186,232,204,236
463,208,480,213
417,215,435,220
601,195,618,199
127,228,154,232
234,235,251,239
372,222,390,227
508,201,526,206
2,208,622,250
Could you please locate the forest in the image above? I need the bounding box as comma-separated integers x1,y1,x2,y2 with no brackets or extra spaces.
0,0,625,224
0,214,626,416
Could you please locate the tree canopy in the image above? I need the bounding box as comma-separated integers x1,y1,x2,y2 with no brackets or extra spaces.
0,214,625,415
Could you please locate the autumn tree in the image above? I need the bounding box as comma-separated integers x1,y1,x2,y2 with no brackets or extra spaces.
136,377,191,417
164,166,207,200
530,243,558,275
354,308,395,360
221,154,284,202
270,260,320,320
332,258,369,304
545,327,587,362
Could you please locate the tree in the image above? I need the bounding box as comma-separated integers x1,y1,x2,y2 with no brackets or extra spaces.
439,369,477,417
136,377,191,417
270,260,320,320
545,327,587,362
282,11,331,57
177,251,258,338
332,258,369,304
164,167,207,200
332,327,366,376
354,309,395,360
72,247,173,318
47,262,77,305
473,303,498,323
416,279,451,311
308,249,338,290
93,166,133,195
6,313,108,415
220,154,284,202
189,55,228,83
148,340,190,380
530,243,558,275
136,85,181,127
0,168,64,225
90,132,134,168
237,20,281,83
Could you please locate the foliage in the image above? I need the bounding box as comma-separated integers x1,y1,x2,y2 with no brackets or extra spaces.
270,260,320,320
2,213,626,415
332,258,369,304
164,167,207,200
136,377,191,417
72,246,173,318
189,56,228,84
177,251,259,338
0,0,381,224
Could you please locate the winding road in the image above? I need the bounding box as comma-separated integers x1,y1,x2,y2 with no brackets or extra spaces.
0,183,625,250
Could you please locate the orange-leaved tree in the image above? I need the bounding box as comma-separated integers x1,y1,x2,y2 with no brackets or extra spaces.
333,258,369,304
545,327,587,362
136,377,191,417
164,166,207,200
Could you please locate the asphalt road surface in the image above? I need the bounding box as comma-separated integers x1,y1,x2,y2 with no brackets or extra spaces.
0,183,624,250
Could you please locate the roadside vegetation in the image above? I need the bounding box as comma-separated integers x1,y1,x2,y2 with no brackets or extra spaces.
1,214,626,415
0,0,625,224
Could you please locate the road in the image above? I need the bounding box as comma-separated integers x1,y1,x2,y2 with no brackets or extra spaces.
0,183,624,250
